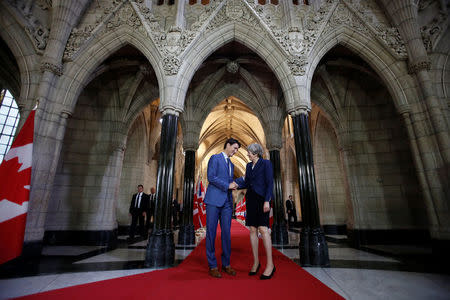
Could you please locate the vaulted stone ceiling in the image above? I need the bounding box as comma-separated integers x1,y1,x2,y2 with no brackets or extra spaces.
197,96,266,179
185,41,281,179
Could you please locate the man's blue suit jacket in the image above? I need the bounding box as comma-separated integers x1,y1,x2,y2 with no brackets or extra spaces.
204,153,234,207
236,158,273,203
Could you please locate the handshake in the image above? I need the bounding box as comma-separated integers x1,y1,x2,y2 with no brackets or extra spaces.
228,181,238,190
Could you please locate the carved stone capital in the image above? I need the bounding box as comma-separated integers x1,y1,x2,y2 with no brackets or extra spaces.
408,60,431,74
397,104,411,116
40,62,63,76
60,110,72,119
161,105,183,117
288,105,310,116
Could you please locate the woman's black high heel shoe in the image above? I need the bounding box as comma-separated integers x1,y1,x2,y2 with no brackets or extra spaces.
248,263,261,276
260,266,275,280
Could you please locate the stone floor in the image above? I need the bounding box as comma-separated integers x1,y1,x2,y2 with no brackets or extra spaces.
0,228,449,300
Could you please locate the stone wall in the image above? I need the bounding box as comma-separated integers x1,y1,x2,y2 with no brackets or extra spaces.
312,110,347,226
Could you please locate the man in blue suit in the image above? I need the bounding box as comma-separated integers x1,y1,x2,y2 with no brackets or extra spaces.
204,138,240,278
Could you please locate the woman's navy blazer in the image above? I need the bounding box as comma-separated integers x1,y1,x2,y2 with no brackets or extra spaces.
236,158,273,202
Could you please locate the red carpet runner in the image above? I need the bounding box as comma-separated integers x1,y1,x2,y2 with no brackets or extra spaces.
18,221,343,300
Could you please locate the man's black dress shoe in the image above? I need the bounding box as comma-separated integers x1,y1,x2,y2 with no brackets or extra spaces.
248,263,261,276
260,266,276,280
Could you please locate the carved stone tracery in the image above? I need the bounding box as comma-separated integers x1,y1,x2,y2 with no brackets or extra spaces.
61,0,411,76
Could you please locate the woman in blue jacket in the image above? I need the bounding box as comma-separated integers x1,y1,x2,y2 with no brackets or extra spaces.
236,143,275,280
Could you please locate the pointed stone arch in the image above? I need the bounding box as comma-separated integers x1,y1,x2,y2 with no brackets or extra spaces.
0,3,39,105
172,22,297,111
306,26,414,113
53,27,164,115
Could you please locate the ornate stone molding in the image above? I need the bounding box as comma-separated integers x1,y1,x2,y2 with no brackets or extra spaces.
161,106,183,117
248,0,334,57
341,0,407,58
287,56,308,76
421,10,448,52
206,0,260,32
40,62,63,76
288,106,310,117
6,0,50,51
136,1,221,59
64,1,146,61
26,24,50,50
408,60,431,74
226,61,239,74
162,56,181,76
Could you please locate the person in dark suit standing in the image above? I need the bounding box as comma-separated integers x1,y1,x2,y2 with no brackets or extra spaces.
129,184,147,240
236,143,275,280
286,195,297,228
204,138,240,278
146,187,156,232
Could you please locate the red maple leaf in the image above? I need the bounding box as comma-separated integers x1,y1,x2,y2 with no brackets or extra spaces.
0,156,31,205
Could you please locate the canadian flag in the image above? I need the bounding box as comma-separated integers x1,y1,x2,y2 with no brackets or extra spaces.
235,196,246,221
193,180,206,230
0,109,35,264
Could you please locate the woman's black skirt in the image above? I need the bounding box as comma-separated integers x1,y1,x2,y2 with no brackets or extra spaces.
245,188,270,228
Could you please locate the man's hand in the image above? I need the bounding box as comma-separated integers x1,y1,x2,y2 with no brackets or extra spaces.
228,182,238,190
263,202,270,213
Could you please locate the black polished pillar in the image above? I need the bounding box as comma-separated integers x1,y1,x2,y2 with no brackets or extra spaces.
269,149,289,245
145,113,178,267
178,149,196,245
292,110,330,267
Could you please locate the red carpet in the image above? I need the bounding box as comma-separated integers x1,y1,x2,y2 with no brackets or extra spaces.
18,221,343,299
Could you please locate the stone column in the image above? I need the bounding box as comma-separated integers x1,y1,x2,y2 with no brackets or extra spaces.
380,0,450,164
291,108,330,267
24,110,71,256
178,149,196,246
146,110,179,267
269,148,289,245
23,0,91,255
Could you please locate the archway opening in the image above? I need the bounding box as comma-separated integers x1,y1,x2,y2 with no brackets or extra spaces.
310,45,427,239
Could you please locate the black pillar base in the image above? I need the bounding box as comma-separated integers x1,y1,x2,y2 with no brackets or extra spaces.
299,227,330,267
271,223,289,245
145,229,175,268
178,224,195,246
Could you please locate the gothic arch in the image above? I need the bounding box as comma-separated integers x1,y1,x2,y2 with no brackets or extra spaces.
185,84,269,146
0,3,39,105
53,27,164,115
307,26,415,114
172,23,297,111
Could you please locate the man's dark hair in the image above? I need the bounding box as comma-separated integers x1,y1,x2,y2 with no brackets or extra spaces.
138,184,143,188
223,138,241,149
